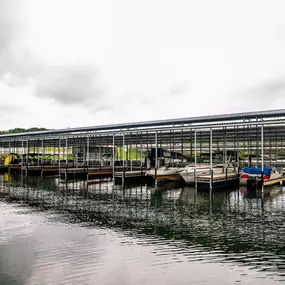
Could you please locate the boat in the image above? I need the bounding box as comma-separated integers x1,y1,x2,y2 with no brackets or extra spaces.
240,167,285,188
179,163,236,184
179,163,211,184
145,166,184,182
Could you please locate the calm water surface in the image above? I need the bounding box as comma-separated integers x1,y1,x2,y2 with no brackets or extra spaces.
1,173,285,284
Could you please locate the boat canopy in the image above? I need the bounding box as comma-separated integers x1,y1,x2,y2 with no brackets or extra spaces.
243,167,272,176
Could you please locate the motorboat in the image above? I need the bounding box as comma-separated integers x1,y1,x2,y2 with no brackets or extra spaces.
179,163,236,185
240,167,285,188
145,166,184,182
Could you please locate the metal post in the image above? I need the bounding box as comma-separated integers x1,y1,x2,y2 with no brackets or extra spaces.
65,137,68,166
65,137,68,180
140,132,143,174
8,140,11,173
210,128,213,191
37,140,40,167
181,129,184,166
41,139,44,177
190,130,193,163
93,134,96,168
122,134,125,169
223,127,226,166
99,135,102,170
155,131,158,184
21,140,24,167
126,137,129,170
86,136,89,168
146,132,149,169
275,131,278,168
82,136,85,167
26,139,29,176
53,140,56,166
194,130,197,188
261,125,264,171
122,133,125,183
281,135,283,170
194,130,197,167
225,127,227,166
135,133,138,163
247,126,250,167
58,138,61,176
112,134,115,179
8,140,11,156
255,126,259,167
130,132,133,171
237,126,239,169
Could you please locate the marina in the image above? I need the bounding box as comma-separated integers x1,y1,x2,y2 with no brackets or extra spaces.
2,109,285,190
2,110,285,284
2,1,285,283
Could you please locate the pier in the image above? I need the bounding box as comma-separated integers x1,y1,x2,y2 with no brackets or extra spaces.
1,109,285,189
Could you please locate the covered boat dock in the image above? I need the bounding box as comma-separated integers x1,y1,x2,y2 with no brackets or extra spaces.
1,109,285,188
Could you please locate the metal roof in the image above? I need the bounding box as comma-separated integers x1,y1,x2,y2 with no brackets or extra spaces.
1,108,285,139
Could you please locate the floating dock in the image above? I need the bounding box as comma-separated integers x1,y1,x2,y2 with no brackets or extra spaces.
263,177,285,186
195,173,239,190
113,170,150,184
2,109,285,186
60,167,114,179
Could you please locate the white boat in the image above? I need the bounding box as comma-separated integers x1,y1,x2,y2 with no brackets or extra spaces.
179,163,236,184
179,164,209,184
145,166,184,182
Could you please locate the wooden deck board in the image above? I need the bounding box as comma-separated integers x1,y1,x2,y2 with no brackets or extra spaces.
114,170,147,178
88,171,113,175
196,173,238,181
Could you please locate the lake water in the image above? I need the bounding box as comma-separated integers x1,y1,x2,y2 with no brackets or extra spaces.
1,173,285,284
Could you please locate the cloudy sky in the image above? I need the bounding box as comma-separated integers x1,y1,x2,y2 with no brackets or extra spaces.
1,0,285,130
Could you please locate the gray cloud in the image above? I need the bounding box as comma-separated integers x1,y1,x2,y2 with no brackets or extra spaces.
170,85,188,97
0,1,108,111
230,77,285,112
0,0,17,73
248,77,285,99
0,103,22,129
0,0,40,85
0,0,17,52
271,23,285,45
35,65,105,107
0,102,19,113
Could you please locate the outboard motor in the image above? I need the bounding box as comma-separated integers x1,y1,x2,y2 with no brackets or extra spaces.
247,176,263,190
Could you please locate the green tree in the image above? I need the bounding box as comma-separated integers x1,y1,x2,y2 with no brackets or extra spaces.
0,127,48,135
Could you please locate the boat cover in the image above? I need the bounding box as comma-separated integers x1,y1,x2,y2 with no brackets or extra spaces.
243,167,272,176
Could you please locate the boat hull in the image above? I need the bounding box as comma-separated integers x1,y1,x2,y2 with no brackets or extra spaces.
179,171,195,184
180,165,237,186
240,176,285,187
145,168,184,182
155,174,182,182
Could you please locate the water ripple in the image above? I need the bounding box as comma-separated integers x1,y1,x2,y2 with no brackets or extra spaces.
1,175,285,284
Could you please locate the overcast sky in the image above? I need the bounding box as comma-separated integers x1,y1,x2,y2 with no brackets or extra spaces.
1,0,285,130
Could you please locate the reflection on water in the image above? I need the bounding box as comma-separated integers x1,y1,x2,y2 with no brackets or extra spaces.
1,173,285,284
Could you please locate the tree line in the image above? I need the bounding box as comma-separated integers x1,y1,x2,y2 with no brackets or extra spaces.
0,127,48,135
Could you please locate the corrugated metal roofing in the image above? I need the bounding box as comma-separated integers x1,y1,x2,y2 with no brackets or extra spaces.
1,109,285,139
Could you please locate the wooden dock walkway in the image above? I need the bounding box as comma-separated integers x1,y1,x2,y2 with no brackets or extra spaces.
60,167,113,179
60,166,147,180
113,170,149,183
